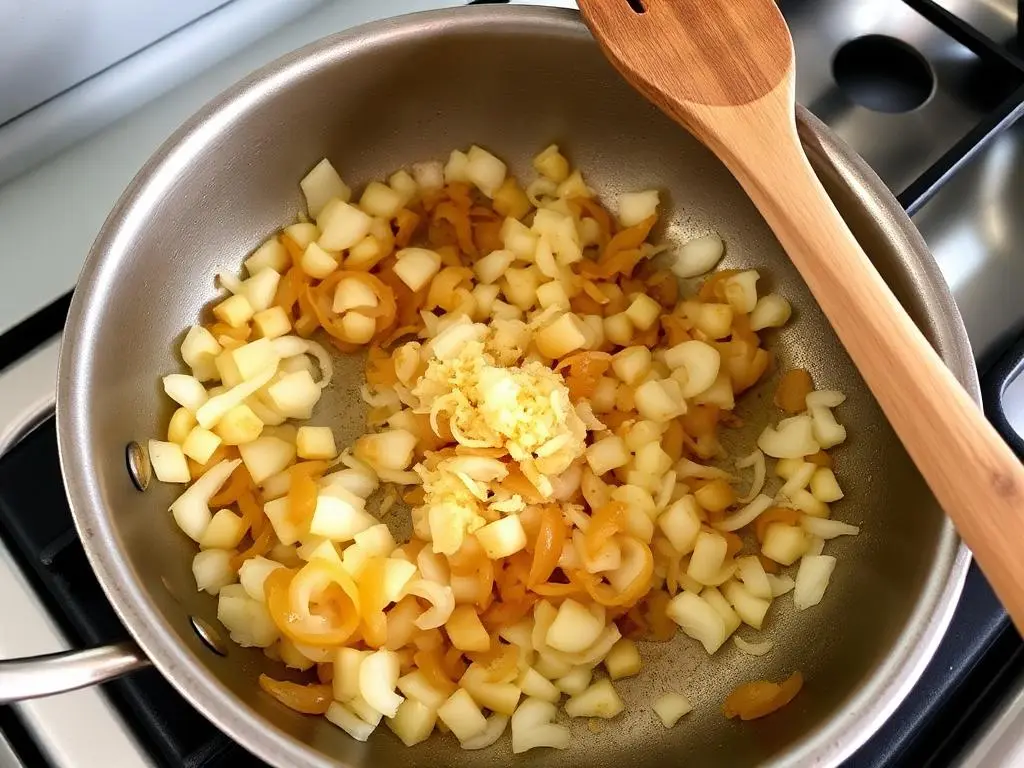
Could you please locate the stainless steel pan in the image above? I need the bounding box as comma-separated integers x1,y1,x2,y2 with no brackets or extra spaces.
0,6,976,767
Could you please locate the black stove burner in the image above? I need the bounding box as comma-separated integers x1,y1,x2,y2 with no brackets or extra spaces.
0,418,267,768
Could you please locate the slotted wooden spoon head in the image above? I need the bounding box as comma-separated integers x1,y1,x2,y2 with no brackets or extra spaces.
580,0,1024,635
578,0,796,143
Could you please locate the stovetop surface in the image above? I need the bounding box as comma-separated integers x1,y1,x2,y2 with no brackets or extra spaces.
2,0,1024,766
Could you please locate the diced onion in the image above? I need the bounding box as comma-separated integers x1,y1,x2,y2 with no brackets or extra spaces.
387,699,436,747
412,160,444,190
794,555,837,610
767,573,796,597
653,692,693,727
723,270,759,314
664,340,720,398
604,638,642,680
757,415,819,459
733,636,774,656
617,190,659,228
217,584,279,648
735,449,766,503
666,591,727,654
404,579,455,630
761,523,809,566
510,698,570,754
437,689,488,743
749,293,792,330
169,459,241,541
806,390,846,409
801,516,860,539
810,406,847,449
517,668,560,702
687,531,727,584
325,701,376,742
712,493,772,533
671,234,724,278
460,713,509,750
564,679,624,718
149,440,190,483
721,580,770,629
192,549,236,595
301,159,350,217
778,461,817,500
546,599,604,654
466,145,507,198
359,649,403,718
734,555,772,600
238,556,284,602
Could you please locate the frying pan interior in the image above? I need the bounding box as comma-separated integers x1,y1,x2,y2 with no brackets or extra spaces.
59,7,972,768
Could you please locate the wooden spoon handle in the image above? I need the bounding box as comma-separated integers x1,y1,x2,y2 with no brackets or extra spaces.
698,86,1024,628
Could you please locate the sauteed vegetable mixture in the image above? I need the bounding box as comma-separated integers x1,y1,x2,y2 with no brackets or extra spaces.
149,144,857,750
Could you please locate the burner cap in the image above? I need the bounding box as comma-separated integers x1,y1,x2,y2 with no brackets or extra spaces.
833,34,935,113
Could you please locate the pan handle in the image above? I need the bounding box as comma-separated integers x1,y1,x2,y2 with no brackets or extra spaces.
0,641,150,704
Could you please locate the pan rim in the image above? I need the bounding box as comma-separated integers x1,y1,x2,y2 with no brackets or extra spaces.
56,5,974,768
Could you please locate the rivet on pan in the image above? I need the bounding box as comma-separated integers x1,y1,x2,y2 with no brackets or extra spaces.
190,616,228,656
125,442,151,492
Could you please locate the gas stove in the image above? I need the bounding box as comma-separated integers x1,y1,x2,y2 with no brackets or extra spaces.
1,0,1023,766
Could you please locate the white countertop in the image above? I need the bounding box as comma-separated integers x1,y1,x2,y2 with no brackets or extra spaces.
0,0,460,339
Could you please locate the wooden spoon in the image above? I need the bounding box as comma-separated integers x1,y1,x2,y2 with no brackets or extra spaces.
578,0,1024,628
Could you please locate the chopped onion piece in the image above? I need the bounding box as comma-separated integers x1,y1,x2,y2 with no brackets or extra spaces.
794,555,837,610
778,461,817,500
547,599,604,654
761,523,809,566
658,495,702,554
736,449,766,503
517,667,561,702
192,549,236,595
169,459,241,541
511,698,570,754
733,636,774,656
767,573,796,597
460,713,509,750
604,638,642,680
810,405,847,449
722,580,771,629
723,270,760,314
666,591,727,654
749,293,792,330
301,159,350,217
801,516,860,539
671,234,724,278
653,692,693,727
438,689,488,742
810,467,844,502
217,585,278,648
757,415,819,459
387,698,436,747
806,390,846,409
617,190,659,228
712,493,773,533
238,556,284,602
735,556,772,600
412,160,443,190
196,365,277,429
565,679,624,718
687,531,727,584
359,649,403,718
149,440,191,483
466,145,507,197
325,701,376,742
404,579,455,630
